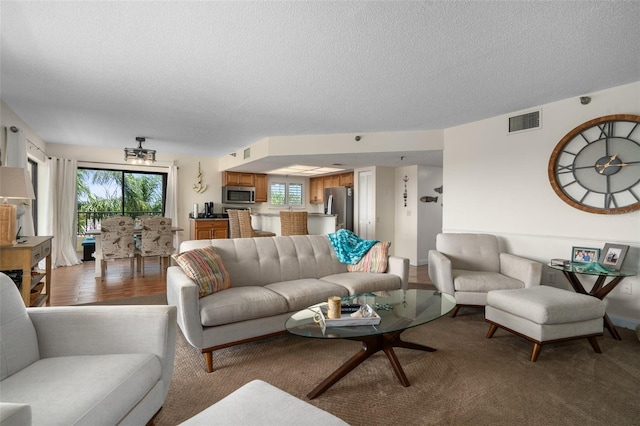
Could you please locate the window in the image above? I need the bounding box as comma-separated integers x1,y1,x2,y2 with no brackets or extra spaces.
77,168,167,233
269,181,304,207
27,159,38,235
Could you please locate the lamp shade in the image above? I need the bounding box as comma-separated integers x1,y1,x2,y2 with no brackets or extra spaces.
0,167,36,200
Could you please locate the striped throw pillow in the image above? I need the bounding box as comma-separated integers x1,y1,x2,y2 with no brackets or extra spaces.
347,241,391,273
172,246,231,297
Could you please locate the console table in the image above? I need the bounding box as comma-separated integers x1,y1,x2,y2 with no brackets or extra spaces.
0,236,53,306
548,263,636,340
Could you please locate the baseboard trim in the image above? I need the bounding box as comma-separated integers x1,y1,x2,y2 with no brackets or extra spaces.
610,314,639,331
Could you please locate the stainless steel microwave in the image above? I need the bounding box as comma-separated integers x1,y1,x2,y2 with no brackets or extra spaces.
222,186,256,204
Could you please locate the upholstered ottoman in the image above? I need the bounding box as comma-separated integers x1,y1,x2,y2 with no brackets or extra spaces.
180,380,348,425
485,286,605,361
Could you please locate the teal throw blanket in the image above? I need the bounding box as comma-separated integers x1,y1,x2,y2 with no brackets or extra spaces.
327,229,379,265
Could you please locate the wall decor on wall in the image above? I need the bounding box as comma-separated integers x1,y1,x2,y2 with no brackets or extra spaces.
548,114,640,214
193,162,207,193
402,175,409,207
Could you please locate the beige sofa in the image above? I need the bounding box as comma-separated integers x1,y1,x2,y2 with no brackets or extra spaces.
0,273,177,426
167,235,409,372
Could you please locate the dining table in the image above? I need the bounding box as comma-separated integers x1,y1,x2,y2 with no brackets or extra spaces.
86,226,183,278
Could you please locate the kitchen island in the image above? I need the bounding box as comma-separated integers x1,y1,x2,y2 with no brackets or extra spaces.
251,212,336,236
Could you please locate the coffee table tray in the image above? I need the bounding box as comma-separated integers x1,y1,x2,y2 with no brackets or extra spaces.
314,306,381,327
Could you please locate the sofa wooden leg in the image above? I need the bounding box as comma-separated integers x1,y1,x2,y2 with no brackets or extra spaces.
204,351,213,373
587,336,602,354
530,343,542,362
450,305,461,318
486,323,498,339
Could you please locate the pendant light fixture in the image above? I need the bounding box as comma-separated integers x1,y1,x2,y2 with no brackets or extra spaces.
124,137,156,164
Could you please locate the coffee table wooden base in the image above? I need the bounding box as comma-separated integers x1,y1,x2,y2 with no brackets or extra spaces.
307,330,436,399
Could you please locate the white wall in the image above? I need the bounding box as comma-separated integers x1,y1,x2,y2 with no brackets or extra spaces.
444,81,640,327
417,165,443,265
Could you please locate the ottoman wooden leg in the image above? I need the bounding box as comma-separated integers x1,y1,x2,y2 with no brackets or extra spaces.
587,336,602,354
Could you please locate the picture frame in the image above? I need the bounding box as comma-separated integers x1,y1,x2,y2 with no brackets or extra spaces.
571,246,600,265
598,243,629,271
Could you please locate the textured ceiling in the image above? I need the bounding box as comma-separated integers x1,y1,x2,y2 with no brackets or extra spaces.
1,1,639,170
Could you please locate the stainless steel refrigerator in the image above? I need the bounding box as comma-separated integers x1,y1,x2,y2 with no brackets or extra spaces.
324,186,354,231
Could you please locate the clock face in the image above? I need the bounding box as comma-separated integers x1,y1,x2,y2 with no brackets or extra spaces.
548,114,640,214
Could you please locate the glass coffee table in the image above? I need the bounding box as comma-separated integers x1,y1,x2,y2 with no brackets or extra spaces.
285,289,456,399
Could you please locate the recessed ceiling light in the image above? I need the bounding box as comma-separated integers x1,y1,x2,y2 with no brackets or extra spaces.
266,164,345,176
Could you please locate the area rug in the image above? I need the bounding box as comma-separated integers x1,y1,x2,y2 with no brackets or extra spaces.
97,294,640,425
155,314,639,425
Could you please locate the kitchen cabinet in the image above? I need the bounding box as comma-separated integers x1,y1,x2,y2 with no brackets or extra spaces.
339,172,354,187
223,171,255,187
309,177,324,204
254,174,268,202
323,175,339,189
309,172,354,204
190,219,229,240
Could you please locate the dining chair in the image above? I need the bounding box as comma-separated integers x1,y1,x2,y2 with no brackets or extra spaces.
100,215,135,280
226,210,241,239
237,210,275,238
279,211,309,236
138,216,174,276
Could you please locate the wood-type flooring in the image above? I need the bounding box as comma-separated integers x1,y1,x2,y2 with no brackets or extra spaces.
47,259,431,306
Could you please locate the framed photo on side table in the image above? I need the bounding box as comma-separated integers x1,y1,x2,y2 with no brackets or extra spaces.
571,246,600,264
598,244,629,271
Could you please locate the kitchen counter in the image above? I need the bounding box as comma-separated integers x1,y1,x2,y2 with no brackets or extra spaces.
251,212,337,217
250,212,337,235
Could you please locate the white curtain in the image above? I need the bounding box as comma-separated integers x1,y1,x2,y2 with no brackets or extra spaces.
42,157,81,267
165,164,180,250
5,127,35,236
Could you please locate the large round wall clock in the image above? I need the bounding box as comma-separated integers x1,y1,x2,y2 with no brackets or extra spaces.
548,114,640,214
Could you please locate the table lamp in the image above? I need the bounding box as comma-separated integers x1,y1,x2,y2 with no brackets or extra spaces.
0,167,36,245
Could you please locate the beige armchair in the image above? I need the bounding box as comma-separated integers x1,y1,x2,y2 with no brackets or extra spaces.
0,272,177,425
428,233,542,317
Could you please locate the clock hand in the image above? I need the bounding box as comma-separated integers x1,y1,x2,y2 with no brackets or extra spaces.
596,154,620,174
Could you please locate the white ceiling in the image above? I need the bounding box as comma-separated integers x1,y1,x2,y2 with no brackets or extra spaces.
1,1,639,172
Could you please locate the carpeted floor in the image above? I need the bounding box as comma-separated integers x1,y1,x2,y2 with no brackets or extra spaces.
98,294,640,425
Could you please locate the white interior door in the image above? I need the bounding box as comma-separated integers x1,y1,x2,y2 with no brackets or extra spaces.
357,170,374,239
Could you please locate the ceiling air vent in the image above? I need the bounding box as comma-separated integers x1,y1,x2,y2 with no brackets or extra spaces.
508,110,540,133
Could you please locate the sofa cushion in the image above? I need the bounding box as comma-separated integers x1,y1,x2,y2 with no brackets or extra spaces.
321,272,401,295
173,246,231,297
453,269,523,292
0,353,161,425
265,279,349,311
199,287,289,327
347,241,391,273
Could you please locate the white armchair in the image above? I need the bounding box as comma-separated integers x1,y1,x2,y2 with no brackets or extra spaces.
0,272,177,425
428,233,542,317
